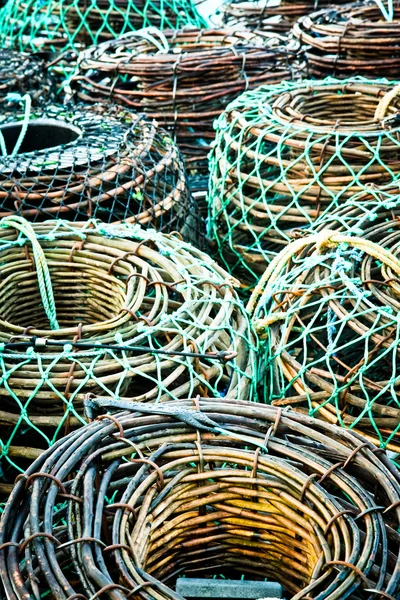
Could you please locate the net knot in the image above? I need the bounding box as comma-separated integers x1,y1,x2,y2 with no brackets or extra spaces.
253,314,286,338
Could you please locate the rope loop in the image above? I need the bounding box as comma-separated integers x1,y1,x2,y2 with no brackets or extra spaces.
0,216,59,330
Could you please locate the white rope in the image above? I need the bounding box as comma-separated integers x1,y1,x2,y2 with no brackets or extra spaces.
372,0,394,21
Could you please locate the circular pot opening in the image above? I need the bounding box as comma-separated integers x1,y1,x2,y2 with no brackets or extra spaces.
0,256,127,330
132,454,326,596
277,86,400,131
0,119,81,155
293,90,378,125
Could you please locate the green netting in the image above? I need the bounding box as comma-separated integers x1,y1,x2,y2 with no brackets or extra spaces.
208,77,400,291
0,217,257,488
0,0,206,52
312,181,400,235
248,226,400,451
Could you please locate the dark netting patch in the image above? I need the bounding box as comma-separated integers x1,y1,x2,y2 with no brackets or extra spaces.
0,102,203,245
0,49,53,106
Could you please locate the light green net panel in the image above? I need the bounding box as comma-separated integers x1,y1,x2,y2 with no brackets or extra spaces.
247,223,400,452
311,181,400,236
208,77,400,292
0,0,206,52
0,217,257,491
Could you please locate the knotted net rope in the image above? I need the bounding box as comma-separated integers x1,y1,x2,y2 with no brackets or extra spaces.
311,182,400,236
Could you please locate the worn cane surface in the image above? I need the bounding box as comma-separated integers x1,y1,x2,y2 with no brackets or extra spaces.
1,399,399,599
220,0,352,33
294,0,400,79
70,28,297,183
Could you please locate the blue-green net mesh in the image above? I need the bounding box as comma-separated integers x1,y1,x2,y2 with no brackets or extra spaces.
208,77,400,291
0,0,207,52
248,223,400,451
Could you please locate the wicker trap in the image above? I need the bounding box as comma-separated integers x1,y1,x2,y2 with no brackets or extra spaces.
0,218,256,485
1,398,399,599
294,0,400,79
248,225,400,451
219,0,352,34
0,0,206,53
0,102,203,241
69,28,297,182
208,77,400,289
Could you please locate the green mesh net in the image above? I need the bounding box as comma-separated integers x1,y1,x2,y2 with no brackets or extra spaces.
248,225,400,452
208,77,400,291
0,217,256,489
0,0,206,52
312,182,400,235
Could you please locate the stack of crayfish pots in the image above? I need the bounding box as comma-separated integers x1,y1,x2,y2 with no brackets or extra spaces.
0,1,400,600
